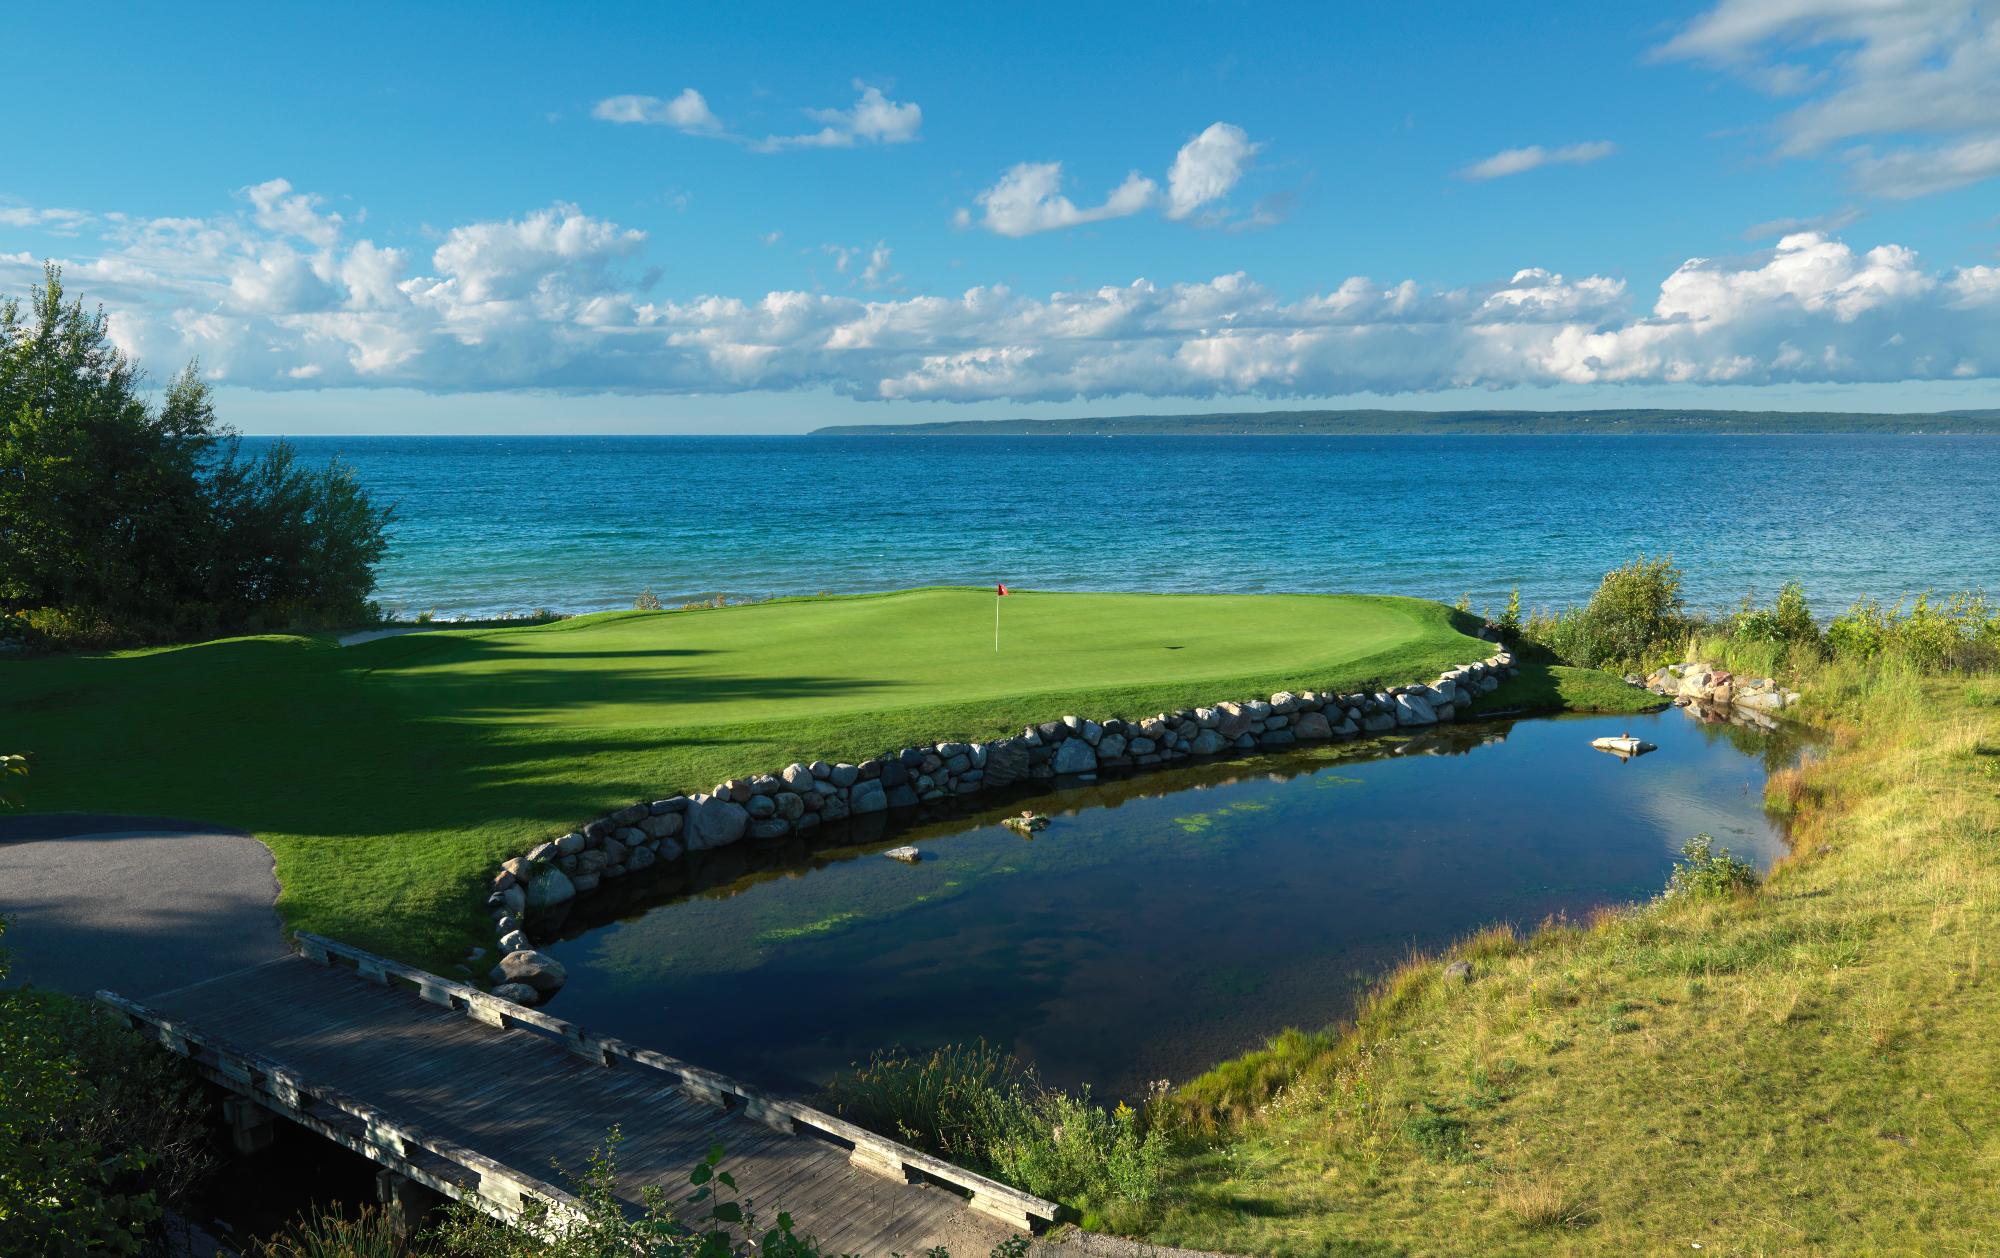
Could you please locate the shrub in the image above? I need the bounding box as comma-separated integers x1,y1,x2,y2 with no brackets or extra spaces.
1731,582,1822,658
823,1042,1168,1215
1665,835,1758,900
0,919,214,1254
1519,556,1695,672
634,588,665,611
1498,587,1522,640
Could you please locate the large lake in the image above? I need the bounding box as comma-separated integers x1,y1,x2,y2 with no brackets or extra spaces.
262,434,2000,619
533,708,1798,1100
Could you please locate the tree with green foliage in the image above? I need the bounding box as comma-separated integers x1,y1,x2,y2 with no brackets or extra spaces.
1,264,392,647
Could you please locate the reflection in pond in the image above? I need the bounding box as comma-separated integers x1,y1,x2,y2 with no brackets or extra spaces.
537,710,1804,1100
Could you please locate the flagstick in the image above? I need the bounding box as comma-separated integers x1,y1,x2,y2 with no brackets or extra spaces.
994,594,1000,652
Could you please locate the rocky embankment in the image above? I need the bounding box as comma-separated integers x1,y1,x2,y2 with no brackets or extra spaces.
484,648,1520,1004
1643,662,1800,730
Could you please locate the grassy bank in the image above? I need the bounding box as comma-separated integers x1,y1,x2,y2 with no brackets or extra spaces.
1131,654,2000,1253
3,587,1641,971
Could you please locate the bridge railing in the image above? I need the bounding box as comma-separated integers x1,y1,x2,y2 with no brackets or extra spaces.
293,931,1060,1231
96,988,586,1233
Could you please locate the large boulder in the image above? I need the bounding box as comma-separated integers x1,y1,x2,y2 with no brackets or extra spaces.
1190,729,1225,755
1050,738,1099,775
1293,711,1332,739
1394,693,1439,726
982,739,1030,788
491,982,541,1006
1213,702,1257,739
850,779,888,814
686,795,750,851
525,867,575,914
498,950,567,994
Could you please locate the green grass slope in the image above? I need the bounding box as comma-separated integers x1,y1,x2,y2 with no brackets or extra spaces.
7,588,1527,969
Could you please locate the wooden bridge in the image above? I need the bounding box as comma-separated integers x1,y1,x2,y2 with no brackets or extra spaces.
98,933,1057,1255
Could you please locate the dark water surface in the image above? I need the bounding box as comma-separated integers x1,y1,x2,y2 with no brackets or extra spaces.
262,434,2000,619
537,708,1796,1100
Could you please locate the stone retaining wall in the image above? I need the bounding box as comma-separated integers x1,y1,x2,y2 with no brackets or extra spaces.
483,648,1519,1004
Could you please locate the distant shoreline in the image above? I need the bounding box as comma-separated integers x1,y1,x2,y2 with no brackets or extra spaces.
808,406,2000,438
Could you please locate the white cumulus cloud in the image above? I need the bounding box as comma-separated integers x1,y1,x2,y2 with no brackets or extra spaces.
6,184,2000,402
968,163,1159,237
964,121,1266,235
1460,141,1618,181
1659,0,2000,197
591,88,723,135
591,81,920,152
1165,122,1262,219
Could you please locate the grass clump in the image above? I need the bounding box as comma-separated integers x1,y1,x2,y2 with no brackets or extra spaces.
822,1041,1168,1228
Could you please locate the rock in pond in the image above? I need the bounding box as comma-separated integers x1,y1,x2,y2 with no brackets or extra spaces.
686,795,750,850
498,949,567,993
490,982,542,1006
1590,734,1657,758
885,845,922,863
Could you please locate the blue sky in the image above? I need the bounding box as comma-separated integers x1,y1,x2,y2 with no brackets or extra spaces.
5,1,1999,432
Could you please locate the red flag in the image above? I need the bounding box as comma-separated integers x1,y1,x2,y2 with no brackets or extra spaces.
996,583,1009,596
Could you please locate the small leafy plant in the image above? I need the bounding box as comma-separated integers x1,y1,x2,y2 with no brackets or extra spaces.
1665,834,1758,900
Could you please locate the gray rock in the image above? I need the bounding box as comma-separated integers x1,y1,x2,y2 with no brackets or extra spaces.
851,779,888,814
491,982,541,1006
750,817,792,840
885,845,922,863
983,740,1030,788
1362,712,1397,733
1443,960,1473,983
650,796,689,814
556,831,586,856
575,849,608,875
627,844,657,871
821,793,851,821
809,760,833,779
1128,736,1157,756
1213,702,1256,738
886,783,920,808
1097,732,1128,759
611,804,647,826
746,794,777,820
612,827,645,849
782,763,815,790
601,837,629,864
686,795,750,850
1050,738,1099,775
498,929,531,953
1269,691,1303,714
526,841,559,864
1394,692,1439,726
830,763,859,788
571,871,601,894
1293,711,1332,739
639,811,683,839
525,868,575,913
499,950,567,993
1259,728,1297,747
774,791,805,820
500,884,527,917
1190,729,1225,755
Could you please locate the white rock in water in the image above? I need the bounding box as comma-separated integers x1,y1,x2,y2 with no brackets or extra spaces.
885,846,922,863
1591,735,1657,756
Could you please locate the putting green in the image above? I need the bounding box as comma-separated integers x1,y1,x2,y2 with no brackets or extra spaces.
5,588,1491,968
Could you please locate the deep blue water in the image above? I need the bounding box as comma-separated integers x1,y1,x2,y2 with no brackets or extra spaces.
538,708,1797,1099
257,435,2000,618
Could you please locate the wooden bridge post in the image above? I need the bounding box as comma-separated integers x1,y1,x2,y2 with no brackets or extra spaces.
375,1168,447,1241
222,1096,276,1154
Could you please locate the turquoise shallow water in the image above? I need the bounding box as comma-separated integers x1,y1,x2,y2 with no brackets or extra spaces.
260,434,2000,618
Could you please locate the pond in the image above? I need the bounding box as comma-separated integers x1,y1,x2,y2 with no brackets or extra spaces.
535,709,1800,1101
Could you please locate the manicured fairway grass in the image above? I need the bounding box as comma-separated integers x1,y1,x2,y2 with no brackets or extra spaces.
6,588,1560,970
